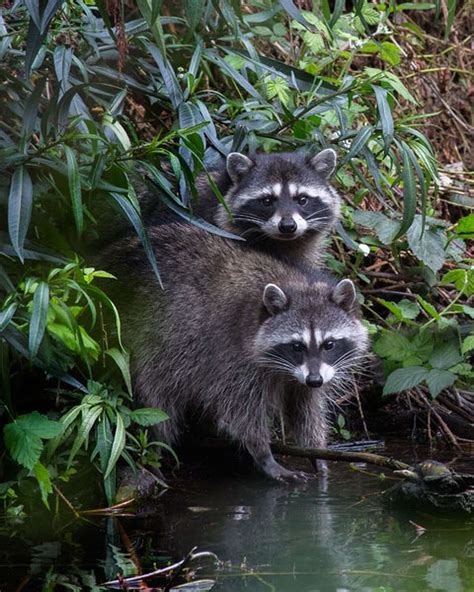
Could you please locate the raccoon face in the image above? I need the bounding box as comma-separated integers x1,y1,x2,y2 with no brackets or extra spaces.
255,280,369,389
222,150,340,241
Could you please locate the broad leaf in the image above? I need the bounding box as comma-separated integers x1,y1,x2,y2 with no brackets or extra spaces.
425,369,455,398
383,366,429,396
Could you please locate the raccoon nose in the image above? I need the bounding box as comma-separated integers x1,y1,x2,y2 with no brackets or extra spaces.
306,373,324,388
278,218,297,234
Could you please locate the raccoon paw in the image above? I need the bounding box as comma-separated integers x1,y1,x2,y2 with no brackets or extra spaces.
266,464,312,482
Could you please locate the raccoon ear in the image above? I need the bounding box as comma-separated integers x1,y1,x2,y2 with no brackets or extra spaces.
309,148,337,179
226,153,254,184
263,283,288,315
332,279,357,311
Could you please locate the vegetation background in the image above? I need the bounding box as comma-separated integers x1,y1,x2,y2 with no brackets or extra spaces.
0,0,473,513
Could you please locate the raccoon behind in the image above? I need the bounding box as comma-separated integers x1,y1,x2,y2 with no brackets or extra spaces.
144,149,341,265
103,223,369,481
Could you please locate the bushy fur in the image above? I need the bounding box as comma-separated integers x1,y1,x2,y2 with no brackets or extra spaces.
103,223,368,480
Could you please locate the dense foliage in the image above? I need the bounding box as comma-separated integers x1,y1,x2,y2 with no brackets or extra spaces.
0,0,472,511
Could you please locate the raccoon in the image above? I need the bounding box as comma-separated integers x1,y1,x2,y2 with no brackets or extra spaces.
143,148,341,264
104,223,369,481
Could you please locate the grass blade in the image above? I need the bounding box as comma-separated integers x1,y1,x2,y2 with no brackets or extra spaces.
395,144,417,239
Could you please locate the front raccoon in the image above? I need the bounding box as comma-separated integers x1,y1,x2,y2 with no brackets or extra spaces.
104,223,368,481
192,149,341,263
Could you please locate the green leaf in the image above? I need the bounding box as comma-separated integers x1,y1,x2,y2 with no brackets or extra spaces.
429,341,462,370
29,281,49,357
104,413,126,479
130,408,169,426
0,303,17,332
353,211,401,245
416,295,441,320
396,147,417,239
64,145,83,235
397,299,420,320
281,0,315,30
372,85,394,155
33,462,53,508
344,126,374,162
445,0,457,39
383,366,429,396
109,192,162,287
185,0,205,30
68,404,103,465
462,335,474,355
456,214,474,239
407,216,445,272
106,348,133,397
441,269,474,297
8,167,33,263
425,369,456,398
373,331,413,362
3,412,62,470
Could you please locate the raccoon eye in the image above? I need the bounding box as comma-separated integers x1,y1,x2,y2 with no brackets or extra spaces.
323,340,335,351
297,195,309,206
261,196,274,207
292,341,305,352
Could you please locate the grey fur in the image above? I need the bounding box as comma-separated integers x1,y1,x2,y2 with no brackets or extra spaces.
104,223,369,481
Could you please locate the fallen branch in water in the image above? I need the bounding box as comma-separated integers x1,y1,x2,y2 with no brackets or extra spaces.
102,547,219,588
271,442,411,471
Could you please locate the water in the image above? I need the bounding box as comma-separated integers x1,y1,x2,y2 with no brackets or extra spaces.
1,450,473,591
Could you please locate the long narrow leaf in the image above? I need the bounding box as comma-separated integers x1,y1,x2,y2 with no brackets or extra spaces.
104,413,126,479
29,282,49,358
0,303,17,332
372,85,394,156
8,166,33,263
64,145,83,235
395,145,417,239
109,192,162,286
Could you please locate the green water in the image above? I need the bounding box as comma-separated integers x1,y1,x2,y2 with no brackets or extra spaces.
1,452,473,591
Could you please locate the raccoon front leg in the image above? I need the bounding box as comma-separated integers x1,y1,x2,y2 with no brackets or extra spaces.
287,389,329,474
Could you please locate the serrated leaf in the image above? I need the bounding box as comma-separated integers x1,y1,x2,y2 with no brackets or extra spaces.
8,167,33,263
383,366,429,396
29,281,49,357
130,408,169,426
429,341,462,370
397,299,420,320
104,413,126,479
373,331,413,362
441,269,474,297
3,412,62,469
425,368,456,398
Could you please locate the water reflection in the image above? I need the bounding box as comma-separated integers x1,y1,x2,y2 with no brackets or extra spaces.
0,459,473,591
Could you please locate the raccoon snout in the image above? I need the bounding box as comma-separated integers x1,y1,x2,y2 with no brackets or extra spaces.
306,373,324,388
278,218,297,234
